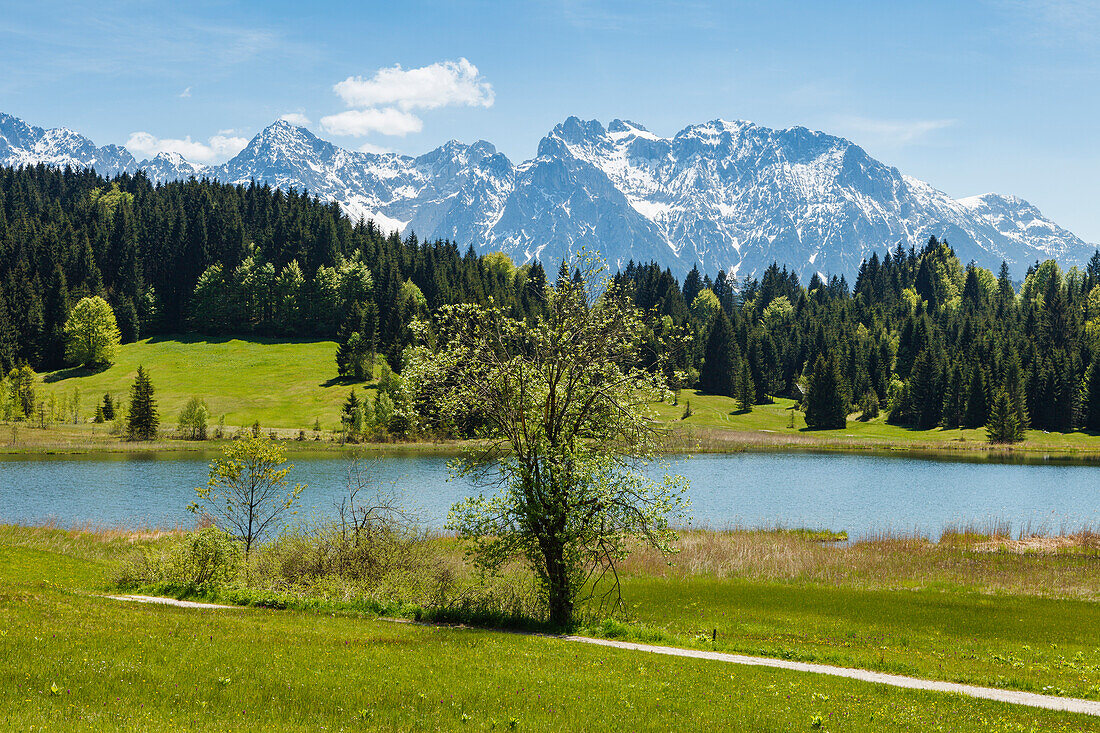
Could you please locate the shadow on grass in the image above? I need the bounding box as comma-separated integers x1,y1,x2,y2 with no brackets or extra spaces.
43,364,111,384
320,376,373,388
146,332,336,347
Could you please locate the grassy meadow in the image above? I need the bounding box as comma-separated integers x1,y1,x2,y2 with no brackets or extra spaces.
4,524,1100,731
14,335,1100,456
658,390,1100,457
39,335,353,431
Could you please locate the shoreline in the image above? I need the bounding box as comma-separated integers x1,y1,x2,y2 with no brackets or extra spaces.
5,423,1100,465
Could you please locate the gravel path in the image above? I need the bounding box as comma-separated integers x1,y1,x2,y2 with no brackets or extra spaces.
105,594,1100,716
563,636,1100,717
105,594,235,610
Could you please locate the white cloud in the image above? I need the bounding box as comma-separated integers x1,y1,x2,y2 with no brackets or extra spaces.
126,130,248,163
278,112,311,126
321,58,493,139
357,142,392,154
833,116,955,147
179,86,192,98
320,108,423,137
333,58,493,111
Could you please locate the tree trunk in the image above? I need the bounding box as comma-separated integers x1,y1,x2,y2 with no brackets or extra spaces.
543,538,573,627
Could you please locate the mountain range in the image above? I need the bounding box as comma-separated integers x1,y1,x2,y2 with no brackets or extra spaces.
2,110,1093,280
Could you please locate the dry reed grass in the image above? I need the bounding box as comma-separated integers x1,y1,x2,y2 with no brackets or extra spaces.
618,527,1100,599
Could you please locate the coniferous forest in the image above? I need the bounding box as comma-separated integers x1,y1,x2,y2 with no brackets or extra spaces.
3,164,1100,437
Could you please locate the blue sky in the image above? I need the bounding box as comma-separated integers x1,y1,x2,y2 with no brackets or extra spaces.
2,0,1097,241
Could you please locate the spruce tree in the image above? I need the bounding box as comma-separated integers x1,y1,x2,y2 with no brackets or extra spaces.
908,348,942,429
699,311,737,397
1083,353,1100,431
125,366,159,441
962,366,987,428
805,353,847,429
987,388,1023,444
102,393,115,421
342,389,363,435
736,359,755,412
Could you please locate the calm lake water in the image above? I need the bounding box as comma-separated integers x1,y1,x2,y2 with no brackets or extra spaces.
2,451,1098,539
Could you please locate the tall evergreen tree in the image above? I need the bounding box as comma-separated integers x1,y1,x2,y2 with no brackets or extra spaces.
987,388,1024,444
126,365,159,441
736,359,755,412
699,311,737,397
804,353,847,429
1083,353,1100,431
962,366,988,428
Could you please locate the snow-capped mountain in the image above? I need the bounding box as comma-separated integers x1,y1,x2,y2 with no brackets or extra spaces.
1,111,1094,279
139,151,206,184
0,112,135,177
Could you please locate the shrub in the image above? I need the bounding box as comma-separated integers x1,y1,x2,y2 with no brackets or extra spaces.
120,527,241,588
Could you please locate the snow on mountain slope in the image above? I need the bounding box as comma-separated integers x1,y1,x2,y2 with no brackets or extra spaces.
0,110,1093,280
138,151,206,183
0,112,135,176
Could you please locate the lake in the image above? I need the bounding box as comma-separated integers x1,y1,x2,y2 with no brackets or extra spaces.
2,451,1098,539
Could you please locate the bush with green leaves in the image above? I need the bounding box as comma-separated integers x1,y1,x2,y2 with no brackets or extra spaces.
121,527,241,588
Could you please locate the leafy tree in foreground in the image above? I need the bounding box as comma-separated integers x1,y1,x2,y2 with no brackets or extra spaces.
125,365,159,441
408,255,689,626
63,296,121,368
804,353,848,429
190,436,305,560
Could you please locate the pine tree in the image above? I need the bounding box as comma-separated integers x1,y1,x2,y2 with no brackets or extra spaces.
908,348,943,429
341,389,363,436
805,353,848,429
987,388,1023,444
962,366,987,428
699,311,737,397
1083,352,1100,431
125,366,159,441
102,393,115,421
736,359,755,412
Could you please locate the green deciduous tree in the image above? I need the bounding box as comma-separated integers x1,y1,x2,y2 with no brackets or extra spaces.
7,364,36,419
63,296,121,368
190,436,305,560
178,396,210,440
407,256,689,626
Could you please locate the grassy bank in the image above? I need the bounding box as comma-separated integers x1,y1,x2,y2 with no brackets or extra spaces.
0,421,472,456
660,391,1100,459
3,525,1099,731
40,335,350,430
17,336,1100,459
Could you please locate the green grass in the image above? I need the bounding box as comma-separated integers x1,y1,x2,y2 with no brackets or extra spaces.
41,335,362,430
4,526,1099,731
661,390,1100,456
29,336,1100,456
612,576,1100,700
